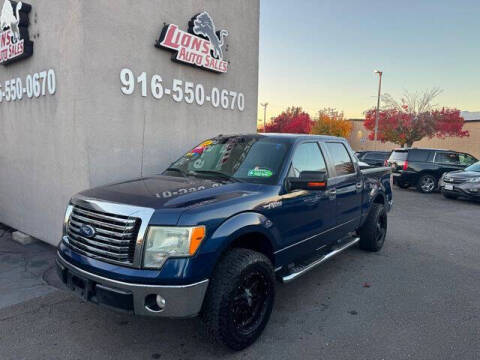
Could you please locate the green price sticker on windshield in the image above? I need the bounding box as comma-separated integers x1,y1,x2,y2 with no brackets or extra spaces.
248,168,273,178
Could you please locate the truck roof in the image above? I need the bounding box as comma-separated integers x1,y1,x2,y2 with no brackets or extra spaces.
392,147,450,152
258,133,344,143
212,133,346,146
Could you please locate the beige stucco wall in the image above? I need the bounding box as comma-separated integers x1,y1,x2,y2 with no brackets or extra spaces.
348,120,480,158
0,0,260,245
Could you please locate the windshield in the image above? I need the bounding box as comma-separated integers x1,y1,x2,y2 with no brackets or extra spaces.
465,162,480,172
165,136,291,184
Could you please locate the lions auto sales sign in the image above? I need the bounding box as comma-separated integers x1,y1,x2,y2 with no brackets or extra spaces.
155,12,229,73
0,0,33,65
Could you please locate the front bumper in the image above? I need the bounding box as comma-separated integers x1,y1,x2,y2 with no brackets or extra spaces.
56,252,209,318
439,179,480,199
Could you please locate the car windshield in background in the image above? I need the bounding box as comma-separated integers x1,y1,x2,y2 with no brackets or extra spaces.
166,136,291,184
389,150,408,161
465,162,480,172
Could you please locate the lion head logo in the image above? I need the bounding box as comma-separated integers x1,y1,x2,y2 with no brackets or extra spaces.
0,0,23,43
191,12,228,60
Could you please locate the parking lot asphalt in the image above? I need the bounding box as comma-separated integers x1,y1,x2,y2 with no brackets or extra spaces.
0,227,57,310
0,188,479,360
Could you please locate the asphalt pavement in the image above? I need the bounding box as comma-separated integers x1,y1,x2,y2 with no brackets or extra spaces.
0,188,479,360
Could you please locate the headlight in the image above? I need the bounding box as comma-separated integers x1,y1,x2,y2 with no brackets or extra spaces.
63,204,73,235
467,177,480,183
143,226,206,268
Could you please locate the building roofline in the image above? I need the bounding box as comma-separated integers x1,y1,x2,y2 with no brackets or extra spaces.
349,118,480,122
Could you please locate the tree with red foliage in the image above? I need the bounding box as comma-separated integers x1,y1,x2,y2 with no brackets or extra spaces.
265,107,313,134
364,90,469,147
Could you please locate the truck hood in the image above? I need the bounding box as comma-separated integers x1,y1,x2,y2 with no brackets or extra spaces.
77,175,265,224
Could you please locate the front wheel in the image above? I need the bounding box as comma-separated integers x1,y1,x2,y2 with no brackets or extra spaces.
201,248,275,351
358,203,387,252
417,174,437,193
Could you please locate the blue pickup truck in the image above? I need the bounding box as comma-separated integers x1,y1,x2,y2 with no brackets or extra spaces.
56,134,392,350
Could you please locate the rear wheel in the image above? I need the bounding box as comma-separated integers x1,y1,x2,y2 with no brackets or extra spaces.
201,248,275,351
358,203,387,252
396,180,410,189
417,174,437,193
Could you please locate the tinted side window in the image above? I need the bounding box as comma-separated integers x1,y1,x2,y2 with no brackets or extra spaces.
459,153,476,166
435,152,460,165
325,142,355,176
408,150,430,162
289,142,327,178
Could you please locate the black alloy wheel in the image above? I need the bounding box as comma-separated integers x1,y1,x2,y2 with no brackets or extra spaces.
375,210,387,247
201,248,275,351
231,270,272,335
359,203,387,252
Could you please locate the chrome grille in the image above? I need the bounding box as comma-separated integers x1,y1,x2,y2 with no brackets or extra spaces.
444,177,467,184
65,205,141,265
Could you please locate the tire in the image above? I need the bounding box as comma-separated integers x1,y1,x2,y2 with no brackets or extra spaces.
201,248,275,351
396,181,410,189
442,192,458,200
417,174,437,193
358,203,387,252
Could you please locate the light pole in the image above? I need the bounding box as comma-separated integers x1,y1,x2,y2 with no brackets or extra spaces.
260,102,268,133
373,70,383,150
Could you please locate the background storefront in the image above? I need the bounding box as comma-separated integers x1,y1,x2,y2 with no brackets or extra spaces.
0,0,260,245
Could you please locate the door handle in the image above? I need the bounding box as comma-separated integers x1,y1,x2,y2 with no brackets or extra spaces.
356,182,363,189
327,188,337,199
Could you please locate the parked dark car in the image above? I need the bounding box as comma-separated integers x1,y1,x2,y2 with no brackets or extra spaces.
56,134,392,350
387,148,477,193
439,161,480,200
356,151,391,167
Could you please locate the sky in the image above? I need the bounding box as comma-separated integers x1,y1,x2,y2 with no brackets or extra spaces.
258,0,480,123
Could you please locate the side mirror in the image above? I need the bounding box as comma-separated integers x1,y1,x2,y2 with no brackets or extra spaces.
287,171,327,191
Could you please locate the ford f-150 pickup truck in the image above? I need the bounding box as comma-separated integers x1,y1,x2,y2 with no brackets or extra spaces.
56,134,392,350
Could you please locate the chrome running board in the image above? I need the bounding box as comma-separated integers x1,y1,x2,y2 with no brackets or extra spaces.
281,237,360,283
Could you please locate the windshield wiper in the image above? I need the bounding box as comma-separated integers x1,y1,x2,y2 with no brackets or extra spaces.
164,167,188,178
193,170,243,183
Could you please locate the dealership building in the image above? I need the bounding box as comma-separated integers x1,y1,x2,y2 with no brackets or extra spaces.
0,0,260,245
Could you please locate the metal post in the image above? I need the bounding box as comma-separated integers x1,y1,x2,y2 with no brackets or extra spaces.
374,71,383,150
260,102,268,133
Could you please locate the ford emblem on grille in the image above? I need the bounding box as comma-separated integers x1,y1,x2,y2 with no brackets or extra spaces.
80,224,96,238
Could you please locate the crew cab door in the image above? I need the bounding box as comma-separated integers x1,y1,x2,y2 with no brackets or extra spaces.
323,142,362,234
274,142,336,260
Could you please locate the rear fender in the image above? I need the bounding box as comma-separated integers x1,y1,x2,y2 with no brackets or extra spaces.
361,171,392,226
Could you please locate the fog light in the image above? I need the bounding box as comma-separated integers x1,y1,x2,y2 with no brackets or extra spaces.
156,295,166,309
145,294,166,312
